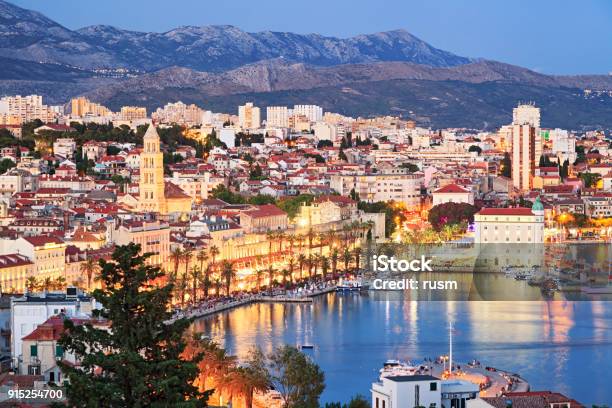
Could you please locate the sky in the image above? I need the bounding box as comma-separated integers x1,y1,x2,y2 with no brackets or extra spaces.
10,0,612,75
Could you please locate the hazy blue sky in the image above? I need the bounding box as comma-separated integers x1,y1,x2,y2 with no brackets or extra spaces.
11,0,612,74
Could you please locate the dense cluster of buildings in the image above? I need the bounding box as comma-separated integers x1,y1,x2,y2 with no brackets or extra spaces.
0,92,608,402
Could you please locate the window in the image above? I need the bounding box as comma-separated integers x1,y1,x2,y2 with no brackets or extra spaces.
415,385,420,406
430,382,437,391
55,345,64,358
30,344,38,357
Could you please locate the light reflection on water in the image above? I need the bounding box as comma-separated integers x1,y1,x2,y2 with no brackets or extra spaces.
191,294,612,405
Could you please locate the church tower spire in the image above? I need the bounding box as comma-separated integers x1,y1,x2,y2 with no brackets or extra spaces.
138,125,167,214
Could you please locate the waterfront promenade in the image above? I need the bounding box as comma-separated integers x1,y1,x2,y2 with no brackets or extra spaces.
169,282,337,322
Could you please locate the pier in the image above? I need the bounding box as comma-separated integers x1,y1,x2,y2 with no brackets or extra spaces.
421,360,530,397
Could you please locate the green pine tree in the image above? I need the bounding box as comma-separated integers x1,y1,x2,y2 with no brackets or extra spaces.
56,243,211,407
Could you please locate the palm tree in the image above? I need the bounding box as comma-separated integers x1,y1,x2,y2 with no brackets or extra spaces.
182,248,193,279
223,355,270,408
341,224,352,249
306,228,315,255
177,273,189,308
286,257,295,285
297,254,307,281
287,234,296,256
209,245,220,273
39,277,53,292
53,276,67,291
311,254,320,278
266,230,277,265
189,265,202,304
325,229,337,252
80,258,97,291
25,276,38,293
170,247,183,279
317,232,326,256
281,268,290,287
214,278,223,298
320,255,330,278
267,265,276,293
192,338,237,399
296,233,305,253
276,231,286,255
255,269,265,292
221,260,236,297
196,248,209,273
201,265,213,299
330,249,339,279
353,247,362,271
342,247,351,273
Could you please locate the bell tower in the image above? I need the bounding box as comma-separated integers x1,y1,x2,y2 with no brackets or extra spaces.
138,125,167,214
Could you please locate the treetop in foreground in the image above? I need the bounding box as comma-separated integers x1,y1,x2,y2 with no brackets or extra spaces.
57,243,210,407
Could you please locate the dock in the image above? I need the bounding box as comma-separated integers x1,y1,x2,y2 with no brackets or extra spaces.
259,296,313,303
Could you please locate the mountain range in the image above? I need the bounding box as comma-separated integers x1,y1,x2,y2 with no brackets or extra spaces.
0,0,611,130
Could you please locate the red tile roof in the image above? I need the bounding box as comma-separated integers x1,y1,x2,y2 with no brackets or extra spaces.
434,184,470,194
242,204,287,219
314,195,356,205
22,315,107,341
22,235,64,247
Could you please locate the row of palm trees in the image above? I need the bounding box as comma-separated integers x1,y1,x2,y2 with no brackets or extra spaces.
266,221,373,259
25,276,68,293
147,221,373,305
250,246,363,293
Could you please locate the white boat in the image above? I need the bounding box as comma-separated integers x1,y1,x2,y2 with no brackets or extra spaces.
336,278,365,291
379,359,419,379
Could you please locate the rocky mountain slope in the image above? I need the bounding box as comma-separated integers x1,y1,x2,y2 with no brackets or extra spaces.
0,0,470,71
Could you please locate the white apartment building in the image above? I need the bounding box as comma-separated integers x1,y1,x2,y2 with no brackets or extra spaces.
330,172,423,209
119,106,147,121
293,104,323,122
0,95,57,123
432,184,474,206
313,122,342,143
584,196,612,218
218,127,237,148
372,375,487,408
10,291,96,373
548,128,576,163
512,103,540,127
52,138,77,160
372,375,441,408
266,106,289,127
238,102,261,129
511,124,539,192
152,101,203,126
0,168,38,198
170,171,225,201
474,198,545,244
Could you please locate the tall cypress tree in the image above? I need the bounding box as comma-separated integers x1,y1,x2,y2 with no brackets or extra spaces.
57,243,210,407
